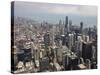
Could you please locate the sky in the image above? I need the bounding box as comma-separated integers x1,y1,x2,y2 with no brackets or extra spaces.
14,1,97,27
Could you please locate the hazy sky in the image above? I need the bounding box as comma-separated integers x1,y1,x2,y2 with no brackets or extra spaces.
14,1,97,27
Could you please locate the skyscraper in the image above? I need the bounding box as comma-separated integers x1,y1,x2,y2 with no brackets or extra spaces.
75,36,83,58
65,16,68,28
82,42,93,60
59,20,63,35
44,32,50,47
68,33,74,50
80,22,83,34
69,20,72,32
40,57,49,71
64,16,68,34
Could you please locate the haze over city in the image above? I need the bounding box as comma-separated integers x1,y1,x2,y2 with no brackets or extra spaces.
14,1,97,27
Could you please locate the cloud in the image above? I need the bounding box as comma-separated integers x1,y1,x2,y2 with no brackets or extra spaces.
47,6,78,14
76,6,97,16
15,1,97,16
41,5,97,16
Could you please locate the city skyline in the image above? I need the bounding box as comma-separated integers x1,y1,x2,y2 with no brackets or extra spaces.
11,1,97,73
14,1,97,27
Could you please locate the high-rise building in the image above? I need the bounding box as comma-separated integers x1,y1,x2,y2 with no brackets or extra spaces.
80,22,83,34
59,20,62,30
59,20,64,35
40,57,49,71
82,35,89,42
61,35,68,46
62,54,69,70
61,35,65,45
82,42,93,60
69,20,72,32
75,36,82,58
68,33,74,50
65,16,68,28
44,32,50,48
23,48,32,61
92,45,96,59
34,46,39,62
64,16,69,34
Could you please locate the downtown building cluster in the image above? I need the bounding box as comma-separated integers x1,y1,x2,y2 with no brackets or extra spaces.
11,16,97,73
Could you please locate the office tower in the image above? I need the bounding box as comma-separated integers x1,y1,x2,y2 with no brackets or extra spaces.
85,35,90,42
59,20,62,29
31,42,35,60
53,46,63,65
69,58,79,70
88,27,97,41
89,28,92,41
62,52,78,70
92,46,97,61
39,50,43,59
68,33,74,50
82,35,89,42
93,25,97,40
62,54,69,70
52,45,58,58
61,21,65,35
69,20,72,32
75,39,82,58
57,52,63,65
74,29,79,41
91,44,97,69
11,46,19,71
82,42,93,60
34,46,39,62
20,40,32,62
64,16,68,34
61,35,66,46
59,20,63,35
80,22,83,34
65,16,68,28
23,48,32,61
56,25,60,35
44,32,50,48
52,25,56,45
86,59,91,69
40,57,49,72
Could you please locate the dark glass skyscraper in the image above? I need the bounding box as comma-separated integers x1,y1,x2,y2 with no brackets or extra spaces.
65,16,68,34
80,22,83,34
69,20,72,32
